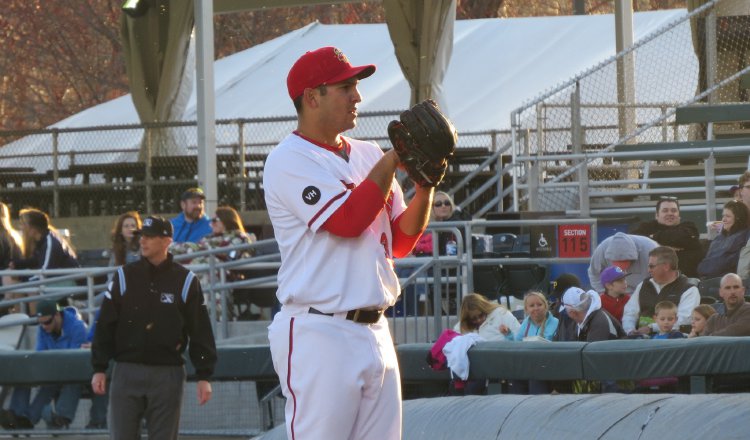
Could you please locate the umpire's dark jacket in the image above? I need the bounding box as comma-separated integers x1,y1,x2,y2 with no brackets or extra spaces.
91,253,217,380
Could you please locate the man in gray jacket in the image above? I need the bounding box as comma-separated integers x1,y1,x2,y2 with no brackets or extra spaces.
588,232,658,294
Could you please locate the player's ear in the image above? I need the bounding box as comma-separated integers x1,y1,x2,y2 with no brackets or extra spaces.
303,87,319,108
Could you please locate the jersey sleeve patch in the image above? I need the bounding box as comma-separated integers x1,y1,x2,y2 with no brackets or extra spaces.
302,186,322,205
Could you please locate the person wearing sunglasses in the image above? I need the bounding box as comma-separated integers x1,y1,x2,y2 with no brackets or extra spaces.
0,300,87,430
420,191,471,255
631,196,703,278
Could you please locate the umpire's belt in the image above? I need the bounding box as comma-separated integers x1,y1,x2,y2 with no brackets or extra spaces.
308,307,384,324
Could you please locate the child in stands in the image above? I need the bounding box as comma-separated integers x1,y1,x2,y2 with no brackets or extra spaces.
637,301,685,392
688,304,717,338
652,301,686,339
598,265,631,322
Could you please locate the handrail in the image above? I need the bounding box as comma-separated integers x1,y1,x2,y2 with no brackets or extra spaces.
0,218,598,343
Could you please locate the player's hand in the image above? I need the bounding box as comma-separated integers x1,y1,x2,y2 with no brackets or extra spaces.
197,380,212,405
91,372,107,395
499,324,510,335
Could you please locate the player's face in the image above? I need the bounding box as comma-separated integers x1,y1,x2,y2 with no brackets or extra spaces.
181,197,205,221
719,275,745,310
317,78,362,133
121,217,138,241
654,309,676,334
691,311,708,334
656,201,680,226
139,235,171,263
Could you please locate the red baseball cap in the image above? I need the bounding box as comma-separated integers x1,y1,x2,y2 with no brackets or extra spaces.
286,46,376,100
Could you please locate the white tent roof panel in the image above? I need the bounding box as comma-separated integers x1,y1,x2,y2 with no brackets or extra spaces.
1,9,692,172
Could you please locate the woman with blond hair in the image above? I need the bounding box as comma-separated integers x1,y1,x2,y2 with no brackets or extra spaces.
501,291,559,342
1,202,24,312
501,291,559,394
454,293,520,340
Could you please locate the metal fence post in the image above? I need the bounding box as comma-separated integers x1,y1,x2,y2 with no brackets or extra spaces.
510,111,519,212
237,120,247,211
51,130,60,217
705,6,717,140
528,154,539,211
705,152,716,224
145,128,153,213
571,82,590,216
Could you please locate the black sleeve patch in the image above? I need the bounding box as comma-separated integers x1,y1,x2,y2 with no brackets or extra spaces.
302,186,321,205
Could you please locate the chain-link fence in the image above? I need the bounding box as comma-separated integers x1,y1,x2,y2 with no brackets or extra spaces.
0,112,506,218
511,0,750,215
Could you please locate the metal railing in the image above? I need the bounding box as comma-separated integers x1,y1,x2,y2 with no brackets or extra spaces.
0,217,597,344
510,0,750,218
0,115,510,218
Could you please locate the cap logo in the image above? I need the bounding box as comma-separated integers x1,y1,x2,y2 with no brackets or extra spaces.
333,47,348,64
144,218,153,227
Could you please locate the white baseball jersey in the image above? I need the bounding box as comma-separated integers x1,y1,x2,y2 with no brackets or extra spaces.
263,133,407,312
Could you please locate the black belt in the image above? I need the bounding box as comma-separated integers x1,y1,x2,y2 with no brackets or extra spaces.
308,307,384,324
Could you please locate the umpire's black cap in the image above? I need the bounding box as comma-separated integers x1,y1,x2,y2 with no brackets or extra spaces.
135,216,173,238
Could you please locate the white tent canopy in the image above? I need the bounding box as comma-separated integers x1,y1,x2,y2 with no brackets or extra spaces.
1,9,693,172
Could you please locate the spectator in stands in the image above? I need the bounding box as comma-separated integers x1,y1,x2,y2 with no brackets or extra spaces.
588,232,658,294
80,310,107,429
736,171,750,209
598,265,631,322
416,191,471,256
548,273,581,318
730,184,741,200
501,291,558,341
108,211,142,267
650,301,686,339
451,293,520,395
416,192,471,315
0,202,23,314
631,196,704,277
697,200,750,279
500,291,558,394
11,208,79,313
553,287,625,393
454,293,520,341
733,172,750,279
172,206,257,315
704,273,750,336
170,187,212,243
0,300,87,430
622,246,699,336
172,206,256,265
687,304,717,338
634,301,685,392
554,287,625,342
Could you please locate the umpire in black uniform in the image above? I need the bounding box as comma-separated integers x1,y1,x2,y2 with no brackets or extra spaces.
91,216,217,439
